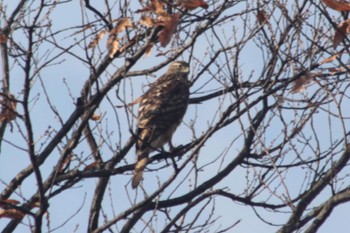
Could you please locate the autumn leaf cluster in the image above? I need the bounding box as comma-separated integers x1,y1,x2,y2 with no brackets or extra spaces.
265,0,350,93
86,0,208,57
0,199,40,220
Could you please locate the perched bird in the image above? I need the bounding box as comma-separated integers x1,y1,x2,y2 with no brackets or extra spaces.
132,61,190,189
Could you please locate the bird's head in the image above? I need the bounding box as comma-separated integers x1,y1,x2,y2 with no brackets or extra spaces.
168,61,190,75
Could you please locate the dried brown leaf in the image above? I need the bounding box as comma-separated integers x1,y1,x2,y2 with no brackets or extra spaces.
178,0,209,10
333,19,350,48
257,10,268,24
0,209,25,219
328,67,345,74
111,18,133,35
158,13,181,47
157,13,172,25
320,54,338,64
0,199,20,208
136,0,165,14
108,40,119,58
140,16,156,28
88,30,107,49
291,72,315,93
328,65,350,74
0,33,7,43
323,0,350,11
153,0,166,14
91,114,101,121
106,18,132,58
84,161,99,171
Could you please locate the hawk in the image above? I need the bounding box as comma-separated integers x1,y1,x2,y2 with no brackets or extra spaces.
132,61,190,189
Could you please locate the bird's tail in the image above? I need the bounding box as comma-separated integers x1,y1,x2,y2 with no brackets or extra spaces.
132,154,149,189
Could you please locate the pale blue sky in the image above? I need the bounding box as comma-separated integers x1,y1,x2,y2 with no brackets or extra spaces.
1,1,350,232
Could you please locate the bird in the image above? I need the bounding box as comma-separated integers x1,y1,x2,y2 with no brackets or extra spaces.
131,61,190,189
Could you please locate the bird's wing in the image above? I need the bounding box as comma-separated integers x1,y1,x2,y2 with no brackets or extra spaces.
137,77,189,129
